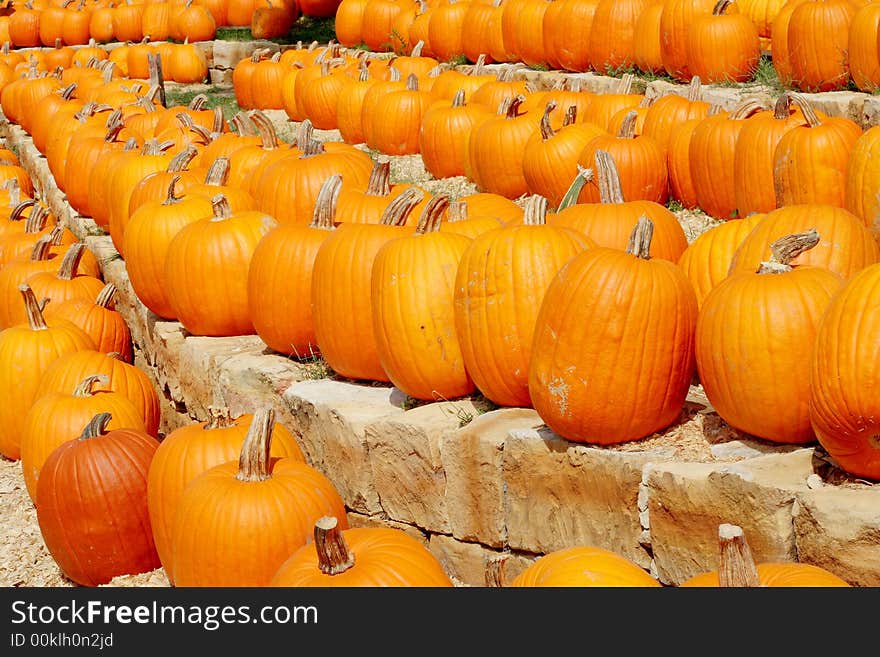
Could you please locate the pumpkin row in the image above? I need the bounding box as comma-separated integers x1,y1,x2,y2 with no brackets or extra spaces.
337,0,880,94
233,42,878,227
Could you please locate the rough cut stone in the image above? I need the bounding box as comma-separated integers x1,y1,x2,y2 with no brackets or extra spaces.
429,534,537,587
365,399,485,534
282,379,406,514
645,449,816,585
503,426,661,568
443,407,545,547
210,40,280,69
793,485,880,587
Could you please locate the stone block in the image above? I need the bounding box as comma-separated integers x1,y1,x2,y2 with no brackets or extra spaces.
210,40,279,69
428,534,537,587
503,426,663,567
443,407,545,547
793,484,880,586
365,398,485,534
282,379,406,514
645,449,815,585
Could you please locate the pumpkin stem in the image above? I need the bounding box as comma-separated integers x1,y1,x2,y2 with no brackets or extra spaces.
95,282,117,309
716,524,761,587
314,515,355,575
788,93,821,127
773,92,794,120
210,195,233,221
562,105,577,127
188,93,208,111
617,73,634,95
3,179,21,208
521,195,548,226
380,187,424,226
166,145,199,172
20,283,48,331
235,408,275,483
713,0,732,15
616,110,638,139
204,405,237,430
540,100,558,140
73,374,110,397
365,160,392,197
56,242,87,281
594,149,626,204
309,175,342,231
78,412,112,441
29,234,54,262
232,111,256,136
485,554,508,587
686,76,702,102
757,229,820,274
204,157,231,186
625,216,654,260
162,175,183,206
415,194,449,234
9,199,35,222
447,200,467,223
451,88,466,108
557,164,594,212
295,119,314,148
250,110,280,150
729,99,769,120
24,206,50,234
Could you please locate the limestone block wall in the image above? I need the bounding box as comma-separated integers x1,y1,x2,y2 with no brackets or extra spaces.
2,41,879,587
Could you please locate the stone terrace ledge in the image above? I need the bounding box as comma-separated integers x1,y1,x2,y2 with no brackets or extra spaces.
2,45,879,586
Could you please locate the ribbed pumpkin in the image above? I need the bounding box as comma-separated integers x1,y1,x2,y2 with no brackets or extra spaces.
34,350,161,438
689,99,766,221
588,0,651,74
508,545,661,587
147,406,306,583
785,0,856,92
0,284,96,461
42,283,133,363
809,262,880,481
659,0,720,82
169,409,348,587
248,175,339,358
696,229,843,444
666,106,724,210
123,176,215,321
35,412,160,586
686,0,760,83
270,515,454,586
551,150,688,262
164,195,278,337
772,94,862,208
522,101,607,210
529,217,698,444
419,88,494,180
364,73,432,156
677,213,764,309
681,523,851,587
454,195,593,408
732,93,809,217
311,188,423,382
20,374,146,503
371,194,474,401
467,95,540,200
845,124,880,247
640,77,711,155
577,109,668,205
728,204,880,281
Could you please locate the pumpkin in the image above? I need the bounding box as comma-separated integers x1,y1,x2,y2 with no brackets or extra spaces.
845,124,880,247
529,216,699,444
270,515,454,586
311,188,423,382
508,546,661,587
419,88,494,181
123,176,216,321
659,0,720,82
772,93,862,208
588,0,651,74
728,204,880,281
552,150,688,262
169,408,348,587
35,412,161,586
686,0,761,84
147,405,306,583
847,1,880,93
809,262,880,481
20,374,147,503
677,213,765,309
164,195,278,337
785,0,857,92
34,350,161,438
364,73,432,156
0,284,96,461
42,283,133,363
555,0,601,72
248,174,339,358
453,195,593,408
696,230,843,444
641,77,712,154
371,194,475,401
681,523,850,586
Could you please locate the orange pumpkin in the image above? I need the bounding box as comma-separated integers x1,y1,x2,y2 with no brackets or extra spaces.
509,545,661,587
169,409,348,587
270,515,454,587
